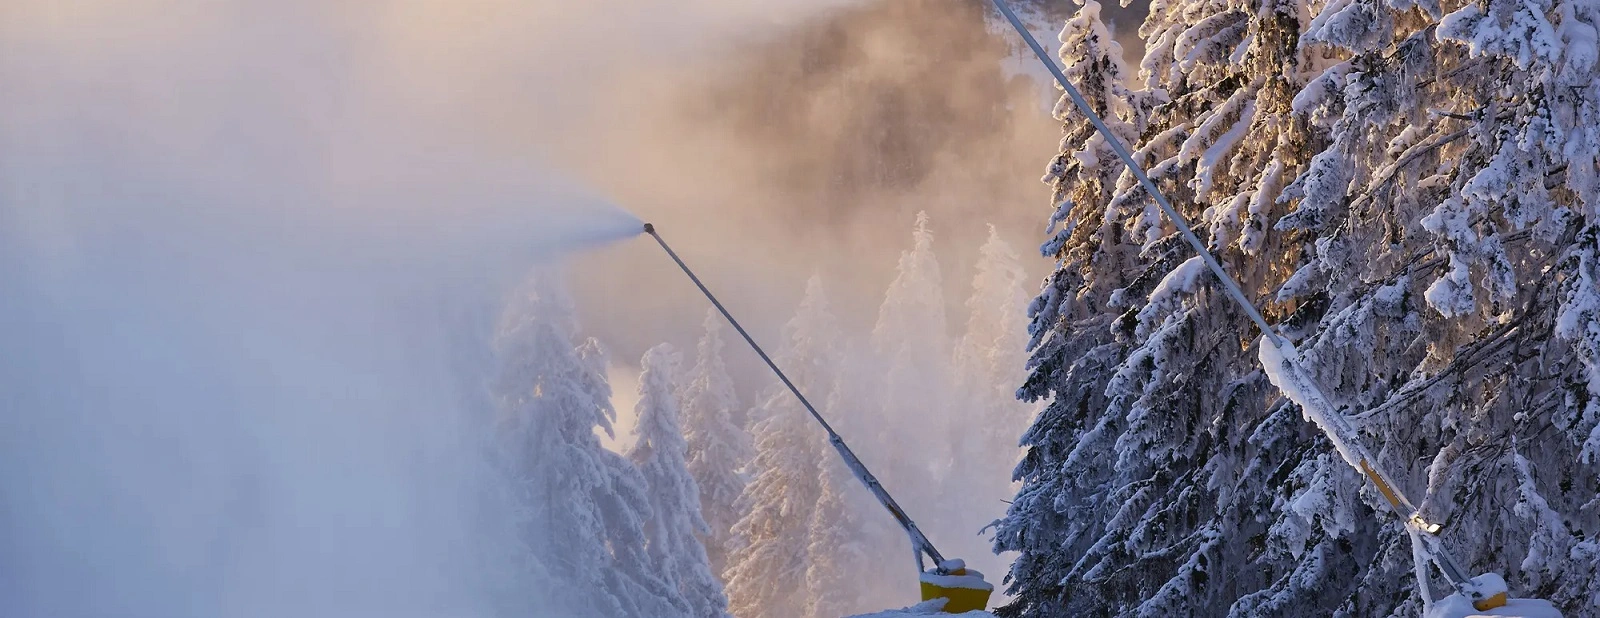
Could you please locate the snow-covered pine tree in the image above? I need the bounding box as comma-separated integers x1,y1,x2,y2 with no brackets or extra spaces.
993,6,1163,614
803,382,881,618
1000,0,1285,610
724,276,841,618
1263,0,1600,610
862,211,970,604
680,309,754,579
580,339,697,618
629,344,732,618
954,225,1036,485
493,271,687,618
816,337,913,612
942,224,1039,593
1007,0,1380,614
1001,0,1600,611
1000,0,1363,611
870,211,955,495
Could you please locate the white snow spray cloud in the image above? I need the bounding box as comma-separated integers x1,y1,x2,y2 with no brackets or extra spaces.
0,0,873,616
1,0,1074,614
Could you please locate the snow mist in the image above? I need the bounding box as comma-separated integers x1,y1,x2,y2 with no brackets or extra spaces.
0,2,672,616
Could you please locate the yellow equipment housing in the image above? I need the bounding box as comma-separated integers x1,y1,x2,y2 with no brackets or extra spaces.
920,563,994,614
1475,592,1509,611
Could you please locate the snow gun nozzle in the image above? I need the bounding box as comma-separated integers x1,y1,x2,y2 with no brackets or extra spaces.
642,222,656,235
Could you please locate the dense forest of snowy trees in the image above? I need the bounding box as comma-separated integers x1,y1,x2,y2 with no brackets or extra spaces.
682,311,756,579
994,0,1600,615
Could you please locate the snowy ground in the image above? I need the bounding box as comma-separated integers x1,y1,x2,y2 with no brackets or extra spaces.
1423,595,1564,618
848,599,998,617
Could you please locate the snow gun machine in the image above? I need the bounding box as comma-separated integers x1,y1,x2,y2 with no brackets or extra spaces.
982,0,1560,616
643,223,994,614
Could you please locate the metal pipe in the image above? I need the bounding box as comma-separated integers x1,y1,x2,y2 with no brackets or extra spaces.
643,223,947,571
989,0,1282,349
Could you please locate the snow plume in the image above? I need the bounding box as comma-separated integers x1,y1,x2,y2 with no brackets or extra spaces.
0,1,737,616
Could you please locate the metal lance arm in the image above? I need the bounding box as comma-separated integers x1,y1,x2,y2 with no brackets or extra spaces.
988,0,1492,605
643,223,948,572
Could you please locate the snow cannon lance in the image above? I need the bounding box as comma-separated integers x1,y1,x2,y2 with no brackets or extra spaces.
988,0,1553,612
643,222,994,614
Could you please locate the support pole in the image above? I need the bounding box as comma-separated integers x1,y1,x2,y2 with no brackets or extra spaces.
643,223,947,572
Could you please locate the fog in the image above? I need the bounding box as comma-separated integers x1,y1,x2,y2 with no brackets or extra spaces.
2,0,1101,615
559,0,1063,364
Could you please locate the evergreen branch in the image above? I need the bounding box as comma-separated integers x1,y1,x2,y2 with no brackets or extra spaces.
1414,56,1489,90
1350,233,1574,425
1347,127,1470,216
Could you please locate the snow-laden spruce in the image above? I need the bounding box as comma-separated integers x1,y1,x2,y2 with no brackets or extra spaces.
869,211,1008,598
870,210,957,495
859,211,966,598
997,0,1600,613
680,310,754,578
954,224,1037,477
998,0,1298,612
949,224,1039,587
805,411,880,618
493,272,687,618
1276,0,1600,609
724,277,840,618
629,344,733,618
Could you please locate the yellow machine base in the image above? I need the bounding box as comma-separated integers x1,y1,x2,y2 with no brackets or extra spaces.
1474,592,1508,611
920,582,992,614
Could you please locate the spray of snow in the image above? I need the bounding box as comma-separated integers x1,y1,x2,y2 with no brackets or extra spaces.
0,2,671,616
